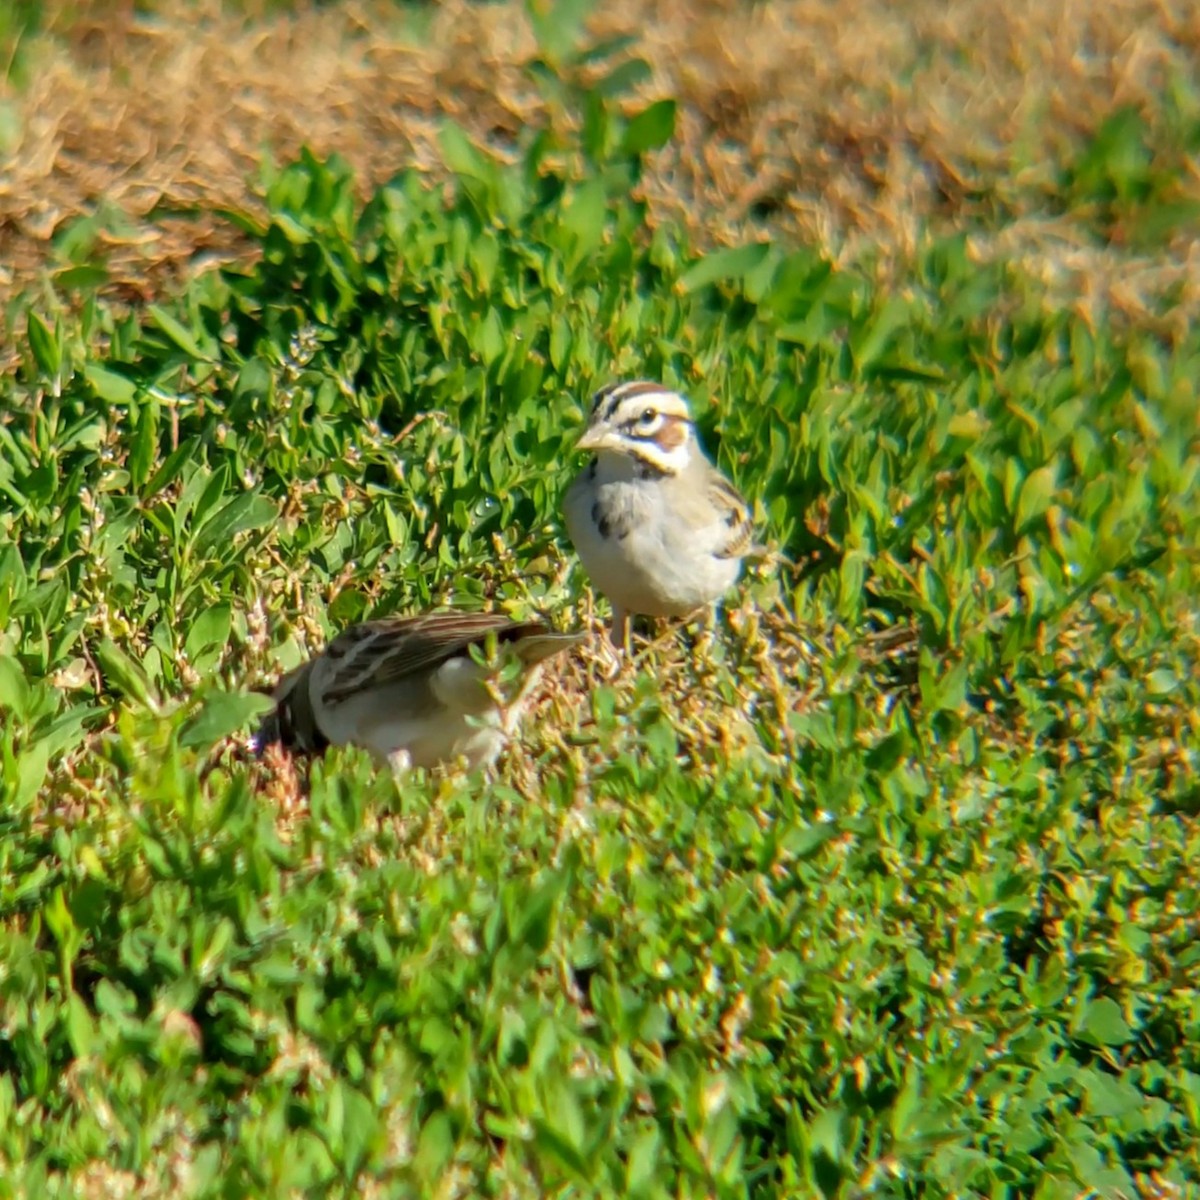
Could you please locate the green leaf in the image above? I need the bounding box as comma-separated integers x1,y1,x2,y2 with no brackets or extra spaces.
577,34,640,66
1080,1068,1142,1119
85,364,138,405
13,739,51,807
525,0,593,66
180,690,273,750
475,308,506,367
625,1126,660,1194
26,312,61,379
852,295,911,370
1074,996,1132,1047
40,704,99,759
922,657,968,714
621,99,677,155
1145,667,1177,696
148,304,207,359
1014,463,1058,531
144,437,200,498
561,178,607,259
66,993,95,1056
594,56,653,98
129,400,159,492
678,242,771,293
184,604,232,664
233,357,273,409
192,463,232,535
270,212,312,245
1069,106,1151,203
0,655,29,715
508,873,565,953
809,1105,844,1163
54,264,109,290
191,492,278,557
333,1082,378,1176
533,1118,590,1183
947,411,989,439
1130,199,1200,247
549,314,573,371
439,122,494,182
95,640,157,708
415,1111,454,1180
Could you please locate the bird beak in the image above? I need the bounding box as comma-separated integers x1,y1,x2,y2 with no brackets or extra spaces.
575,426,609,452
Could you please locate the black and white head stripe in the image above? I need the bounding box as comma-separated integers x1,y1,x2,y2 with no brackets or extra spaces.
580,380,696,475
590,381,691,424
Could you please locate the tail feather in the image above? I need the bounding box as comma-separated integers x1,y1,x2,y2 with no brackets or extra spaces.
513,631,588,667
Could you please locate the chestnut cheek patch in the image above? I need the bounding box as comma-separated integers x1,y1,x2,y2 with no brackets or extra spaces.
654,416,688,452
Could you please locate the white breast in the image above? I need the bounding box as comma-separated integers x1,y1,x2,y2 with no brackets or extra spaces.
564,458,742,619
309,659,510,771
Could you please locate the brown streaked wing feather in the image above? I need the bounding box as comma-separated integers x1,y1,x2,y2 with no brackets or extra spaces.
706,471,757,559
320,612,550,704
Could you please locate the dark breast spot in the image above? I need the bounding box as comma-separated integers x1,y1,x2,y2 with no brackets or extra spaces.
592,499,633,541
592,501,612,539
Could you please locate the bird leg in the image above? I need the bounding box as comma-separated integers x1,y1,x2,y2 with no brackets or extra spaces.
609,604,630,652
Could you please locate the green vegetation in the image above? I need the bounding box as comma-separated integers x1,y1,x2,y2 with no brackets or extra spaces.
2,17,1199,1199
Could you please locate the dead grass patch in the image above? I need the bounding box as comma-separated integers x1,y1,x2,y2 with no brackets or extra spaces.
1,0,1198,322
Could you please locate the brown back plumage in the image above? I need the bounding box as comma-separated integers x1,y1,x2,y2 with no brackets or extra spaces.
252,612,582,758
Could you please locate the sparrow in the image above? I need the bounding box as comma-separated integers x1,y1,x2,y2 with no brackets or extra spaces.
563,380,757,649
252,611,584,771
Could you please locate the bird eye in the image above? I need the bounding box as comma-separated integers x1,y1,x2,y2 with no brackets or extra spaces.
637,408,658,425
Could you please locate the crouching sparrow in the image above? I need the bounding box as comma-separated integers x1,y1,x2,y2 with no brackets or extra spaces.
252,611,583,771
563,380,757,649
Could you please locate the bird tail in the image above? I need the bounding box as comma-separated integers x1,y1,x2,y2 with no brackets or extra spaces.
512,630,587,667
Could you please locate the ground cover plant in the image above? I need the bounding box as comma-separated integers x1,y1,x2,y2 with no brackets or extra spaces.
2,3,1200,1197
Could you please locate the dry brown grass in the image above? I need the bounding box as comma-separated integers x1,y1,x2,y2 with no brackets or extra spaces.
1,0,1198,319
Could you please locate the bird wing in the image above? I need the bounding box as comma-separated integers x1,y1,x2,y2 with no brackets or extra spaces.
317,612,549,705
705,470,760,560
